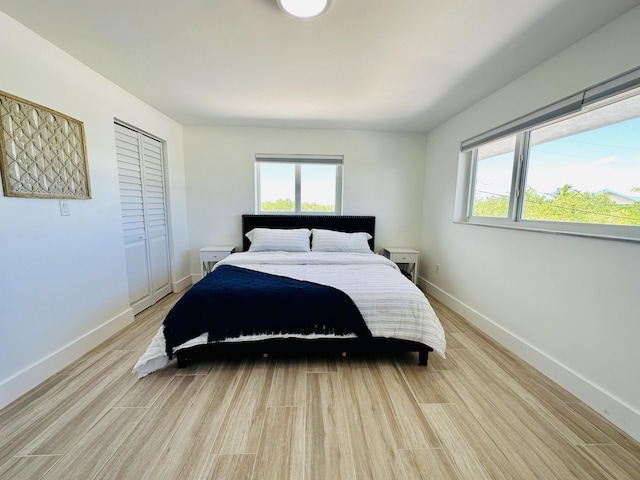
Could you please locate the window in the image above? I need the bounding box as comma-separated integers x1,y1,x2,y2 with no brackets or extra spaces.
458,66,640,242
255,154,343,214
471,135,517,219
523,100,640,225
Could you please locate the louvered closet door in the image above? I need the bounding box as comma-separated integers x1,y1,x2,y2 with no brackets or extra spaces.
115,123,171,314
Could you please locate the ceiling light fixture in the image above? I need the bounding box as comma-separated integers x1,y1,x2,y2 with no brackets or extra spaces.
277,0,330,19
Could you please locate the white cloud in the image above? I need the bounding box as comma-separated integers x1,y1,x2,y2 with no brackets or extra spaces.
526,161,640,196
590,155,617,167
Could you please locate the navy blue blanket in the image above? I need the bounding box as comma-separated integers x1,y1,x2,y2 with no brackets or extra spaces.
163,265,371,358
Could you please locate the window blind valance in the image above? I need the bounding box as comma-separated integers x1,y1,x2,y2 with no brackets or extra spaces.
460,65,640,152
255,154,343,165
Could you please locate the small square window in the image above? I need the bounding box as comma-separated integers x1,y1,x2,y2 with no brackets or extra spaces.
255,155,343,214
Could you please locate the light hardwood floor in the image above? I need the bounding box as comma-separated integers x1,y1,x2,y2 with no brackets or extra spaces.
1,290,639,480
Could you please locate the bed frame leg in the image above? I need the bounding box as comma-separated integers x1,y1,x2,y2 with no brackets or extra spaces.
418,349,429,366
176,351,188,368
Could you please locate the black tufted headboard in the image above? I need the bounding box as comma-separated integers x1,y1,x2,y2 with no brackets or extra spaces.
241,214,376,252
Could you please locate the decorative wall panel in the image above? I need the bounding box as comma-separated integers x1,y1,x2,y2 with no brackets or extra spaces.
0,91,91,199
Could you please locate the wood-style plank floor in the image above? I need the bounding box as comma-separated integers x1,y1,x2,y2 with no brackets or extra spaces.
1,290,639,480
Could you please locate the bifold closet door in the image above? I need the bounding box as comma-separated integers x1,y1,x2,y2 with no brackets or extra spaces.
115,123,171,314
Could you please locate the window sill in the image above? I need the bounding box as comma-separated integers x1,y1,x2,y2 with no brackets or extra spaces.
455,218,640,243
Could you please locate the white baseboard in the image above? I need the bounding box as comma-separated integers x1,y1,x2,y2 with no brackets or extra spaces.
172,274,192,293
0,308,135,410
421,278,640,443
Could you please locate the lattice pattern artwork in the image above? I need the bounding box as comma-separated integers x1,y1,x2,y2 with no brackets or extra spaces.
0,91,91,199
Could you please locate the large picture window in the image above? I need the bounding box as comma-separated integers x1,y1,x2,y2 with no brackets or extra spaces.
522,100,640,225
255,154,343,214
459,66,640,242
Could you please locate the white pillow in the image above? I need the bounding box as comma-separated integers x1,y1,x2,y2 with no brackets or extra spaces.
246,228,311,252
311,229,373,253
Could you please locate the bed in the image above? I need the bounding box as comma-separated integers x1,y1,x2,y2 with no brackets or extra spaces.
133,215,446,376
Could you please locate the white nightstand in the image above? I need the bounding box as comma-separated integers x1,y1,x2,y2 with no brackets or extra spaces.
383,247,419,284
199,245,236,277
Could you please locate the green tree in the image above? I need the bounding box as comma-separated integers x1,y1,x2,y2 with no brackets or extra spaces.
301,202,334,212
261,198,295,211
472,194,509,217
260,198,335,212
475,186,640,225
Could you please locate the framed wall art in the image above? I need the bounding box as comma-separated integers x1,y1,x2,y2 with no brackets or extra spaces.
0,90,91,199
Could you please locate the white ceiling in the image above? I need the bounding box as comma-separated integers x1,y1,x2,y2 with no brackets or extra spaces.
1,0,638,132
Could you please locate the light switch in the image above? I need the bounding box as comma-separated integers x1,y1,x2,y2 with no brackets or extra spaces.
59,200,70,216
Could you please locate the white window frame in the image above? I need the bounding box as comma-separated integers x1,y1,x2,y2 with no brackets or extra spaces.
455,66,640,243
255,154,343,215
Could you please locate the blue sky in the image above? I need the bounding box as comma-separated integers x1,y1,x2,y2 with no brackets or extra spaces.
476,115,640,199
259,163,336,205
527,116,640,197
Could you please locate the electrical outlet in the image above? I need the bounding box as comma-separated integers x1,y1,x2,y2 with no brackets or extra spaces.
59,200,70,216
435,263,440,274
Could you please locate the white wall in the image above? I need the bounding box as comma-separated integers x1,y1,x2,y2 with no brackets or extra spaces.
421,6,640,440
0,12,189,408
183,126,427,278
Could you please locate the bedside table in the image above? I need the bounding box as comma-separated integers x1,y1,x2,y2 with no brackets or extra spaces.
199,245,236,277
383,247,419,284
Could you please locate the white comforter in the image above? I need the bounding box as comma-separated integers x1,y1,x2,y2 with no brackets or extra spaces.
133,252,446,377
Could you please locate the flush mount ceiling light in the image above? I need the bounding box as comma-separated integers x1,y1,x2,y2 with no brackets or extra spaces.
277,0,330,19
